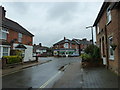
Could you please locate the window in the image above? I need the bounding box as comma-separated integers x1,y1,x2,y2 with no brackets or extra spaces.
3,47,9,56
108,36,114,60
97,24,100,34
0,29,8,40
107,6,112,24
18,33,22,42
70,43,72,48
64,43,68,48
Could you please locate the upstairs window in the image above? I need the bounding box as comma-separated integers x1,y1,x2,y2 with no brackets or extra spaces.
64,43,68,48
107,6,112,24
0,29,8,40
18,33,22,42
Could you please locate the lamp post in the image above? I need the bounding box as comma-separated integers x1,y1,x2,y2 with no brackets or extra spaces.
86,26,94,44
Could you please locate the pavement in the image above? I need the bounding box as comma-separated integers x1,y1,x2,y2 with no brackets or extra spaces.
1,60,52,76
52,62,120,88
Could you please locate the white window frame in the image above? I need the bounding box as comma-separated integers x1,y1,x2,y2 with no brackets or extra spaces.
18,33,22,42
0,45,10,58
0,28,9,40
108,36,114,60
106,6,112,24
64,43,68,48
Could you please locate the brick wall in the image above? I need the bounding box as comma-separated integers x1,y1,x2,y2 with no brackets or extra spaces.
96,2,120,74
54,43,79,49
118,4,120,74
7,29,33,46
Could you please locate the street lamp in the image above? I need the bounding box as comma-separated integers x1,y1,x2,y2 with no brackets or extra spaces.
86,26,94,44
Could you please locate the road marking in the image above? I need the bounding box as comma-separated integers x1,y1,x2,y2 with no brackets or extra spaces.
39,71,61,88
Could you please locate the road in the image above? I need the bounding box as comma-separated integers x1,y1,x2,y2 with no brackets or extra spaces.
2,57,81,88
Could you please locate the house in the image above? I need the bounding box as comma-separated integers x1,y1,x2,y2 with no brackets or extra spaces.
72,38,92,54
93,2,120,74
0,6,34,62
53,37,92,57
33,43,52,57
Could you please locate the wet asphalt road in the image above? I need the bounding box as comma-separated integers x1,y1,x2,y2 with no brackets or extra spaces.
2,57,81,88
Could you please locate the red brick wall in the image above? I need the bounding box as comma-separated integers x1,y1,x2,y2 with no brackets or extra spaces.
96,2,120,74
118,5,120,74
107,7,119,73
54,43,79,49
7,29,33,46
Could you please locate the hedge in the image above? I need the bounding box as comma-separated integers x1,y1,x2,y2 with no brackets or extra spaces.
2,56,22,64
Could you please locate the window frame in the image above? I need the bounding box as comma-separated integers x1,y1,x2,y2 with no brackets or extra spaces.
108,36,114,60
0,28,9,40
0,45,10,58
18,33,22,42
3,47,9,56
106,6,112,24
64,43,69,48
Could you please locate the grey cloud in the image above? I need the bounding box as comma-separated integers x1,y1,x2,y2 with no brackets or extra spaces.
47,2,79,22
4,2,29,14
2,2,103,47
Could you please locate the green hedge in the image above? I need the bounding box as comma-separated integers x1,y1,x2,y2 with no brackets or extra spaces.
3,56,22,64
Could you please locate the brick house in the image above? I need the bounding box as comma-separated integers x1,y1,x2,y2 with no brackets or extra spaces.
93,2,120,74
53,37,92,57
0,6,34,62
33,43,52,57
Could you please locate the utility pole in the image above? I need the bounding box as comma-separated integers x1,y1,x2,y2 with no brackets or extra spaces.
86,26,94,45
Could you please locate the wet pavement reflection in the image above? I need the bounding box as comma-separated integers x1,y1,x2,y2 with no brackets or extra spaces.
2,57,81,88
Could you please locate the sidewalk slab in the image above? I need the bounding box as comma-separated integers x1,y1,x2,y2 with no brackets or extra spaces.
53,62,119,88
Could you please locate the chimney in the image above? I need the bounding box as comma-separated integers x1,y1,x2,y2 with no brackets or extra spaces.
90,40,92,42
82,38,87,41
64,37,66,40
39,43,42,47
0,6,6,19
33,44,36,46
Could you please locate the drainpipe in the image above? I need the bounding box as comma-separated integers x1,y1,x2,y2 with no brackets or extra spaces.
105,25,109,69
118,4,120,74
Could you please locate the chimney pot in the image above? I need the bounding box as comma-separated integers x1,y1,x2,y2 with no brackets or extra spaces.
39,43,42,47
0,6,6,19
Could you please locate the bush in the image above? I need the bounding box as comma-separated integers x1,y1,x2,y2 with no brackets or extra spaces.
80,53,92,60
2,56,22,64
84,45,101,58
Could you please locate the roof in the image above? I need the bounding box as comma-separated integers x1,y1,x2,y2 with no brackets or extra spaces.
53,38,92,46
2,18,34,37
93,2,120,26
53,39,71,46
15,44,27,49
93,2,108,26
72,39,92,45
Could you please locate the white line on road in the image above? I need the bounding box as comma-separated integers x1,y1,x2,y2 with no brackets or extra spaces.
39,71,61,88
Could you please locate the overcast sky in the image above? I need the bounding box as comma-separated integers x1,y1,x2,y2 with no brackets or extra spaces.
2,1,103,47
